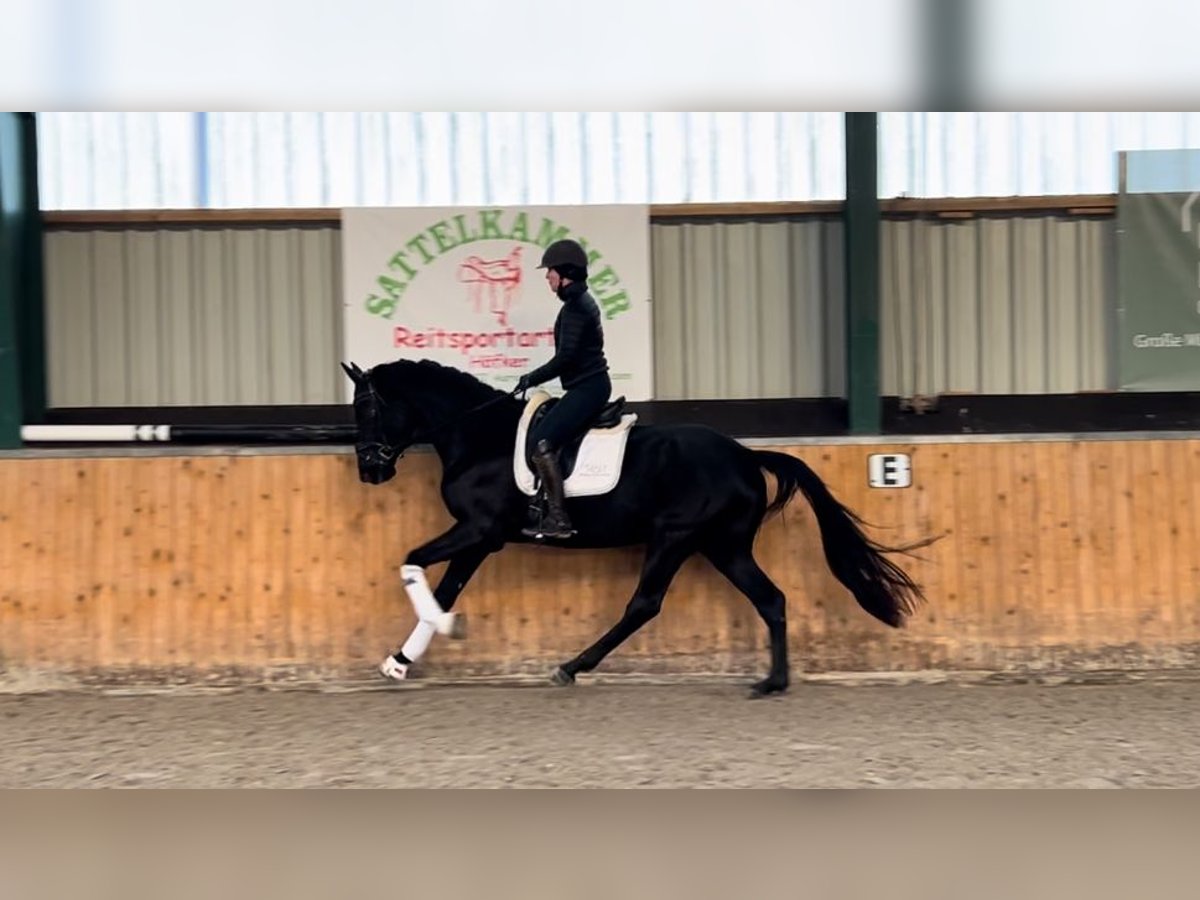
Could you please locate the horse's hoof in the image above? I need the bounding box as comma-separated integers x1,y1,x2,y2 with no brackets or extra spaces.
437,612,466,640
550,666,575,687
379,656,409,682
749,678,788,699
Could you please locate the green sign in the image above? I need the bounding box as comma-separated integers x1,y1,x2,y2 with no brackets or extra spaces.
1117,191,1200,390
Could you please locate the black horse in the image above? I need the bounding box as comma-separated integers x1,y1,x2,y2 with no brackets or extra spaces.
342,357,931,696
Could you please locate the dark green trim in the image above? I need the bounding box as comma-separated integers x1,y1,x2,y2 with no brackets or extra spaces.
0,113,22,448
0,112,46,448
843,113,881,435
17,113,45,424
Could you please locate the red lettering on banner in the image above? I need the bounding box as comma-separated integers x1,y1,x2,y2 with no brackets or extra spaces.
393,325,556,354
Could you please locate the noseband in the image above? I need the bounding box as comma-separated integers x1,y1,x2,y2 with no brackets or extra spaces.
354,382,403,466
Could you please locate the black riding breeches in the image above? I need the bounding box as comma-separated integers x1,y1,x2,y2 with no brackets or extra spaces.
530,372,612,452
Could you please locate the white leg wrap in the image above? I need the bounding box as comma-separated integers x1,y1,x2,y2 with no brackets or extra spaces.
401,564,443,621
380,621,436,682
400,621,436,662
401,564,460,636
379,656,410,681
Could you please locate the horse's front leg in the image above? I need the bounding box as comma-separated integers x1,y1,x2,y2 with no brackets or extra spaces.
380,525,492,681
401,522,494,636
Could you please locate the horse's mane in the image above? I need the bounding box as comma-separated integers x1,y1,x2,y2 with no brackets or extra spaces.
370,358,509,406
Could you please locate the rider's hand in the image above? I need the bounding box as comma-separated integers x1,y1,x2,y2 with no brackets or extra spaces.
515,374,530,393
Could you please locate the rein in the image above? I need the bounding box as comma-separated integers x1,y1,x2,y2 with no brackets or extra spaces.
411,388,524,442
358,382,523,459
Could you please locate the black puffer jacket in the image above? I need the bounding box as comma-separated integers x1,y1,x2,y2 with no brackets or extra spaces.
524,281,609,389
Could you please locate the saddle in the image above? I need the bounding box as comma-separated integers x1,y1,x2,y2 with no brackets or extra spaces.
513,390,638,498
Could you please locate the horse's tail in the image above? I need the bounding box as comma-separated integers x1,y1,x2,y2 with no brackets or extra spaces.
753,450,934,628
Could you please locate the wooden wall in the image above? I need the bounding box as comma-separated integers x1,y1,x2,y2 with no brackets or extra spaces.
2,437,1199,685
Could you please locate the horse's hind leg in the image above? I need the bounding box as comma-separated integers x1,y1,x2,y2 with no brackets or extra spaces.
705,544,789,697
552,537,693,685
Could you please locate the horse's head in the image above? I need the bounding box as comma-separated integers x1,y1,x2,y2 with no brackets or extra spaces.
341,361,414,485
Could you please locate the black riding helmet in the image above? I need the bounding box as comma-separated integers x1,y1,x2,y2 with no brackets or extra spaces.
538,238,588,282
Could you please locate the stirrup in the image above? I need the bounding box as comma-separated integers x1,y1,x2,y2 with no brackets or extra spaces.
522,505,576,540
535,508,576,539
524,523,576,540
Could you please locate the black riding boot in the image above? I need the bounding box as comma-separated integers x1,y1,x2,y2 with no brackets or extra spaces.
524,440,576,540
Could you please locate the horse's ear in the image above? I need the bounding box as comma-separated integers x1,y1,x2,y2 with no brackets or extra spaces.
341,361,365,384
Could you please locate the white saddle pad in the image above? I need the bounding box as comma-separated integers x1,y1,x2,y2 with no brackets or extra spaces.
513,390,637,498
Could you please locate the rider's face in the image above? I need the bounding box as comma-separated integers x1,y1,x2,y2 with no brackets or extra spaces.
546,268,564,292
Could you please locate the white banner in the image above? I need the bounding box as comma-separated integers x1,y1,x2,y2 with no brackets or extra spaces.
341,204,654,401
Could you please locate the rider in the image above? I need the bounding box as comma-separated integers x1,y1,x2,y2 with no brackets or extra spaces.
515,238,611,540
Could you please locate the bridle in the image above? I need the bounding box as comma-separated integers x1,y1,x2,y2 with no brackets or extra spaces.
353,380,404,466
354,376,523,465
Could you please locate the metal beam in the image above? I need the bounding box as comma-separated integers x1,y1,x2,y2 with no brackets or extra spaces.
0,114,23,448
16,114,45,424
843,112,881,435
0,113,46,448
